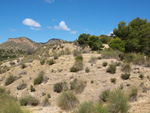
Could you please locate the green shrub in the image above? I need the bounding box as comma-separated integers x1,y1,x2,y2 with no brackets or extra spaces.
0,87,30,113
103,62,108,67
47,94,51,98
48,59,55,65
70,78,86,94
57,90,79,110
107,63,116,74
34,72,44,85
111,78,116,84
108,38,125,52
139,74,144,79
108,89,129,113
30,85,36,92
75,55,83,61
40,59,45,65
70,66,79,72
73,101,108,113
85,67,90,73
121,73,130,80
53,82,63,93
20,95,39,106
100,89,110,102
121,63,131,73
70,60,83,72
5,75,16,86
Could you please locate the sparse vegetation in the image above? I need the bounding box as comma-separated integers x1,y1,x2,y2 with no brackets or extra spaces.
111,78,116,84
85,67,90,73
34,71,44,85
20,95,39,106
121,63,131,73
57,90,79,110
48,59,55,65
30,85,36,92
107,63,116,74
108,89,129,113
5,75,16,86
21,63,26,69
17,82,27,90
101,49,118,59
103,62,108,67
139,74,144,79
40,59,45,65
129,87,138,101
121,73,130,80
70,78,86,94
100,89,110,102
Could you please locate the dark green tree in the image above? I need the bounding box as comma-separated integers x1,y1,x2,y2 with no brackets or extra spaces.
77,33,90,46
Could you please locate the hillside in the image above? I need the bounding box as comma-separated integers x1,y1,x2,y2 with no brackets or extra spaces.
0,43,150,113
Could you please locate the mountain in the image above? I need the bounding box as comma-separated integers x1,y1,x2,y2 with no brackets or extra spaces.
45,38,65,45
0,37,65,51
0,37,39,51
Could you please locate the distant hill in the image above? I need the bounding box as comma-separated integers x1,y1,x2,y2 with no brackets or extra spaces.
45,38,65,45
0,37,65,51
0,37,39,51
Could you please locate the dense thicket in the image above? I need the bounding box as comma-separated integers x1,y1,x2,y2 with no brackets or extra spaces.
113,17,150,55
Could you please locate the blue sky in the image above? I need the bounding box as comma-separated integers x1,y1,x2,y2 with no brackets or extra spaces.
0,0,150,43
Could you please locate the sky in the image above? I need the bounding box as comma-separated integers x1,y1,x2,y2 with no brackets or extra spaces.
0,0,150,43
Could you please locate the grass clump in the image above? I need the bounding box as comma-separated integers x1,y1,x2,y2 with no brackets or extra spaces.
129,87,138,101
103,62,108,67
121,63,131,73
17,82,27,90
42,96,50,106
75,55,83,61
101,49,118,59
48,59,55,65
5,75,16,86
107,63,116,74
85,67,90,73
121,73,130,80
70,56,83,72
111,78,116,84
30,85,36,92
0,87,30,113
100,89,110,102
73,101,108,113
57,90,79,110
40,59,45,65
108,89,129,113
20,95,39,106
34,71,44,85
139,74,144,79
70,78,86,94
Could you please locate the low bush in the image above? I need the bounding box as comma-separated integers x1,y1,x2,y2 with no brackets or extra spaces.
111,78,116,84
17,82,27,90
103,62,108,67
129,87,138,101
21,63,26,69
57,90,79,110
85,67,90,73
107,63,116,74
5,75,16,86
48,59,55,65
0,87,30,113
40,59,45,65
73,101,108,113
75,55,83,61
70,60,83,72
139,74,144,79
20,95,39,106
121,63,131,73
108,89,129,113
100,89,110,102
121,73,130,80
70,78,86,94
53,82,63,93
30,85,36,92
34,72,44,85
